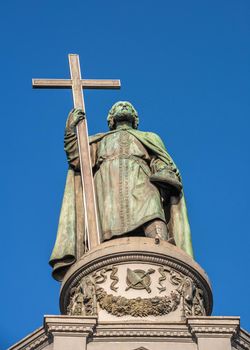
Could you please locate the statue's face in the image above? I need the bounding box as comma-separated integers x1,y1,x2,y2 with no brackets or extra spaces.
112,101,135,123
107,101,139,130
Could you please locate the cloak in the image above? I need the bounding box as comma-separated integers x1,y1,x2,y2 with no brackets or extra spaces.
49,129,193,281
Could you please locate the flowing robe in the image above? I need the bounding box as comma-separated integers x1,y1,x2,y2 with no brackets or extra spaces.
49,125,193,281
92,128,166,239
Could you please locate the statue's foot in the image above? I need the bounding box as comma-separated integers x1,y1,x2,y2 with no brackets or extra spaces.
144,219,168,240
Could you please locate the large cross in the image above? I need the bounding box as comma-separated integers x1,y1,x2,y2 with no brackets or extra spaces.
32,54,121,251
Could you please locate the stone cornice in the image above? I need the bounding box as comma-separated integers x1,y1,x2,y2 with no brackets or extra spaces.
8,316,249,350
187,316,240,339
232,328,250,350
95,321,191,339
7,327,49,350
44,315,97,336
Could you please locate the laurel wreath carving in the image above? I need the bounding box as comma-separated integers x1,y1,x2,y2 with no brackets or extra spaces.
95,287,181,317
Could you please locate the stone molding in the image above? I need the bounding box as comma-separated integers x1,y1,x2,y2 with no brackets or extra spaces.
8,328,49,350
232,328,250,350
187,316,240,339
23,335,48,350
8,315,250,350
44,315,97,337
95,321,191,339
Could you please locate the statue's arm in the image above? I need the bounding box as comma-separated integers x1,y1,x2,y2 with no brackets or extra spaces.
150,157,181,181
64,109,85,171
150,157,182,196
147,132,181,179
147,133,182,195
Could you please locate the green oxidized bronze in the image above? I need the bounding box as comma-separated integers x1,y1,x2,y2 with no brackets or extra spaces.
50,101,193,281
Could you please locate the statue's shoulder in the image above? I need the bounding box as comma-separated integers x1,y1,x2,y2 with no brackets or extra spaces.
133,130,165,148
144,131,162,139
135,129,161,138
89,131,113,144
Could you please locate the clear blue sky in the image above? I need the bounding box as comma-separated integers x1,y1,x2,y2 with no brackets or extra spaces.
1,0,250,348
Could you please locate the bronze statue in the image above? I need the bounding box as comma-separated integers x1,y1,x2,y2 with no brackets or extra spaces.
50,101,193,280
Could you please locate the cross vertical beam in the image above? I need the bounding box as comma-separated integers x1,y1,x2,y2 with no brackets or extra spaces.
68,54,100,250
32,54,121,252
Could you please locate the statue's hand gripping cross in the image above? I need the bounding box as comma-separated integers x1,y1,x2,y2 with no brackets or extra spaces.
32,54,121,251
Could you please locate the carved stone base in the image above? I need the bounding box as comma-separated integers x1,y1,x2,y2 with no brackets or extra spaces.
60,237,213,321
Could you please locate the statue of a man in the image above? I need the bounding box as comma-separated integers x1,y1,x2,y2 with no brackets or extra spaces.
50,101,193,280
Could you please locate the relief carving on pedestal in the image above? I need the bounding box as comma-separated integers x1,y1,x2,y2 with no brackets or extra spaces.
126,268,155,293
67,275,97,316
67,264,206,318
157,267,206,317
96,287,180,317
93,265,119,292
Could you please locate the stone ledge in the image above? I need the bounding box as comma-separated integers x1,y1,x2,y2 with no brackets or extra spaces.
44,315,97,336
8,327,49,350
95,321,191,339
8,315,250,350
187,316,240,339
232,328,250,350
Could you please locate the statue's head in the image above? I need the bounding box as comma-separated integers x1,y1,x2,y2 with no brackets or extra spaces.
107,101,139,130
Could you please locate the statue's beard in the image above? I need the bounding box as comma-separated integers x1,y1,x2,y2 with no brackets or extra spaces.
113,111,134,124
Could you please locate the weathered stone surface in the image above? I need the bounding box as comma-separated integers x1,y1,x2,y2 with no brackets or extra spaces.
8,316,250,350
44,316,97,350
7,327,50,350
188,317,240,350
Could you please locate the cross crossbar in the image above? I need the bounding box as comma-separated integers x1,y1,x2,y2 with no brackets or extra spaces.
32,79,120,89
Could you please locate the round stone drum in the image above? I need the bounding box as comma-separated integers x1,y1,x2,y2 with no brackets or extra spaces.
60,237,213,322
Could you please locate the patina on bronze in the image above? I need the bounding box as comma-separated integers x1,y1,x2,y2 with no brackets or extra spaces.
50,101,193,281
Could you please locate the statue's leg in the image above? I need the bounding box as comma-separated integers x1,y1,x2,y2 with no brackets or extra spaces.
143,219,168,240
143,219,176,245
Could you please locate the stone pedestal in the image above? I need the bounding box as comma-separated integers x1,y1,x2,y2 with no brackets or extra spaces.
60,237,212,321
8,238,250,350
